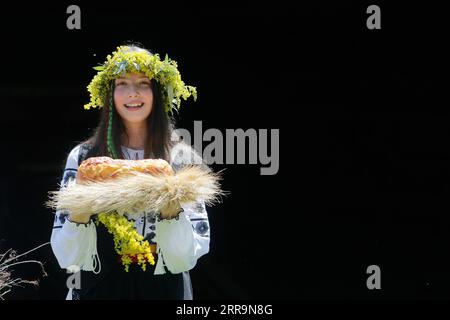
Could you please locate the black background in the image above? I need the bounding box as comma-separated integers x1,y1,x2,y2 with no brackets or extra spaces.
0,1,449,300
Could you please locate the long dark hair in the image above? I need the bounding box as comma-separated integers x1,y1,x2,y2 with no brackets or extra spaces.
82,45,175,161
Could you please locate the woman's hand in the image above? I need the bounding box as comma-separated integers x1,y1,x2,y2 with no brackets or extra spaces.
69,212,92,224
159,201,183,220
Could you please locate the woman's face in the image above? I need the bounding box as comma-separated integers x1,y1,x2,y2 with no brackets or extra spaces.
114,72,153,124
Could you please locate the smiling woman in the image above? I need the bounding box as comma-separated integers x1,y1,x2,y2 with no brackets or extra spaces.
49,43,215,300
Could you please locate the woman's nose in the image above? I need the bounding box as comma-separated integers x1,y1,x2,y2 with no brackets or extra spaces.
128,88,140,98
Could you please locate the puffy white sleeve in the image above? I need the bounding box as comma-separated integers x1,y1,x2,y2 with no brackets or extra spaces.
50,145,99,273
154,200,211,275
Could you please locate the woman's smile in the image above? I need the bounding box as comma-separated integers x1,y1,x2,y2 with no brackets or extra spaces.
124,102,145,110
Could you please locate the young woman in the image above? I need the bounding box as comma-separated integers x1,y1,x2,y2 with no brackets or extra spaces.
50,44,210,299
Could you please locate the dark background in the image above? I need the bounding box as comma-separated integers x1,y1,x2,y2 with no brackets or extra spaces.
0,1,449,300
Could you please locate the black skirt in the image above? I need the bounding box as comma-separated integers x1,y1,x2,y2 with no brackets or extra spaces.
72,222,192,300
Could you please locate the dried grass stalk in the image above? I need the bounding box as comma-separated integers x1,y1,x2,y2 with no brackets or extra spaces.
0,243,49,300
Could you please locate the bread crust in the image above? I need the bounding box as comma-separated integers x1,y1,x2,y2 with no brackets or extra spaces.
76,157,174,184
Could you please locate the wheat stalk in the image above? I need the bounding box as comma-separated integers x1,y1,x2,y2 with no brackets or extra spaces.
46,166,225,216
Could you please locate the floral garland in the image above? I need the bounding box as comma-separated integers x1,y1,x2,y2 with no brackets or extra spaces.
84,45,197,114
97,211,155,272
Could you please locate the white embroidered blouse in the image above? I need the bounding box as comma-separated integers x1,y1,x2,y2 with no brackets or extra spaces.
50,144,211,298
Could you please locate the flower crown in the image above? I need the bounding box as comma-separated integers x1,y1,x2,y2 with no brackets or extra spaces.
84,46,197,114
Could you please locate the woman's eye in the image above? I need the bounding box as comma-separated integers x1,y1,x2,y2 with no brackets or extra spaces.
116,81,127,86
140,82,151,86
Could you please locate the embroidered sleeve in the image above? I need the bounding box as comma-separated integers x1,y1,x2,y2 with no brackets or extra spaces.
154,200,210,275
50,145,99,272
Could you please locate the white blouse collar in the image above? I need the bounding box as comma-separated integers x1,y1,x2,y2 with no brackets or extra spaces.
121,145,145,160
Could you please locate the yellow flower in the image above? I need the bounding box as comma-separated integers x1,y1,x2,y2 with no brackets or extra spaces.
98,211,155,272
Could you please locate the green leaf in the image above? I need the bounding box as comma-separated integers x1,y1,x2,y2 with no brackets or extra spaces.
93,66,105,71
114,61,127,75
